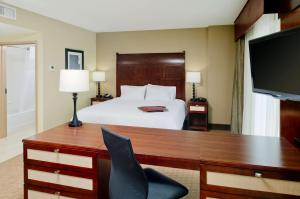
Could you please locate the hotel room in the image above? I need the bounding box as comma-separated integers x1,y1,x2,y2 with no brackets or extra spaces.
0,0,300,198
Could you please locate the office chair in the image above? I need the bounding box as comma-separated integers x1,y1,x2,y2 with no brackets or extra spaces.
101,128,188,199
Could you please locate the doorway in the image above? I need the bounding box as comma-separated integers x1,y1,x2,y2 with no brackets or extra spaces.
0,44,36,162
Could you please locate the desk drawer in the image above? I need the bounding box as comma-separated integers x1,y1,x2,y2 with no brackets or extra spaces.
24,144,97,172
190,105,206,112
28,190,75,199
202,165,300,198
27,149,93,168
201,190,255,199
25,165,95,193
25,184,96,199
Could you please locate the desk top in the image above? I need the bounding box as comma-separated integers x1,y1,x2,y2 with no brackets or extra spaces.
23,123,300,172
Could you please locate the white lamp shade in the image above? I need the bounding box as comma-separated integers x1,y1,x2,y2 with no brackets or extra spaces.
93,71,105,82
186,72,201,83
59,70,90,93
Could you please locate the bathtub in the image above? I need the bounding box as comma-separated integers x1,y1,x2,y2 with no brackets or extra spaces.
7,109,35,135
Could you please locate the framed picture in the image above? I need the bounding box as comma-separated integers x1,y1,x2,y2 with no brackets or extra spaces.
65,48,84,70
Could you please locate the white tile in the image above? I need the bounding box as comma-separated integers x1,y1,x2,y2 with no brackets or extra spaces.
0,124,35,163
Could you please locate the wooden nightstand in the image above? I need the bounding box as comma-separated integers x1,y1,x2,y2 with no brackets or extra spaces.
187,100,208,131
90,97,112,105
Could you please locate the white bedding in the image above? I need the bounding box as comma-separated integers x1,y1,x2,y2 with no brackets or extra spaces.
77,98,187,130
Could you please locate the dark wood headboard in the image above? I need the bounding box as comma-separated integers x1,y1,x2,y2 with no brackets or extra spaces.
116,52,186,101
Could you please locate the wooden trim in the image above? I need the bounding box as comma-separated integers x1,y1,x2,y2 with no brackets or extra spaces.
234,0,265,40
234,0,300,40
98,150,200,170
280,7,300,30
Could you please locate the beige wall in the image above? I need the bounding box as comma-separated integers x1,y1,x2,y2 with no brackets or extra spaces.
0,5,96,131
0,3,235,127
96,27,235,124
207,26,235,124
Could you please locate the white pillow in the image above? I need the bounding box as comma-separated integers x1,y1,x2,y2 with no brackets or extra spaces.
120,85,146,100
145,84,176,101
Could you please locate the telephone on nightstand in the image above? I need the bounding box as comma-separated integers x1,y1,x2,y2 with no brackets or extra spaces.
103,94,113,99
191,97,207,102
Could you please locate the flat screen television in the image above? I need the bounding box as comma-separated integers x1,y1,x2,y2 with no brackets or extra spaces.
249,26,300,101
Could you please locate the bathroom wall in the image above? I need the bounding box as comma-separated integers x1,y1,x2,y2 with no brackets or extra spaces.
6,44,36,134
6,45,35,114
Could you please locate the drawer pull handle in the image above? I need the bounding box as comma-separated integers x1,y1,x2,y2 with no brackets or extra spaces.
54,170,60,174
54,149,60,153
255,172,262,178
54,191,60,196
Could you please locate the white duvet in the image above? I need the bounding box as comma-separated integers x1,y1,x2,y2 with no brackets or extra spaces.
77,98,187,130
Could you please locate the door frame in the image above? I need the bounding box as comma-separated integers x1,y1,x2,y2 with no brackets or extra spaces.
0,41,38,137
0,46,7,138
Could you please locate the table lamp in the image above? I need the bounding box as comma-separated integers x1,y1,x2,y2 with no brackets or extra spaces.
186,71,201,101
93,71,105,98
59,70,89,127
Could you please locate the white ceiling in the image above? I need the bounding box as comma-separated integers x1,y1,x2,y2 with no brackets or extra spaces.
2,0,247,33
0,22,35,37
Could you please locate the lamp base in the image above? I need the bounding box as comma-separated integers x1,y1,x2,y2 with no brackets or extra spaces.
69,120,82,127
68,93,82,128
192,83,196,101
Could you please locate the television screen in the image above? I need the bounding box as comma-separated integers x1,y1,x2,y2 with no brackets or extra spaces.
249,26,300,101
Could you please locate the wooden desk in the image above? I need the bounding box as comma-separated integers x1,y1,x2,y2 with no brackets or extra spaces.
23,123,300,199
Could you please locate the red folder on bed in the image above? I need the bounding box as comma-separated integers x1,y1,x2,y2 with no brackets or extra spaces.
138,106,168,112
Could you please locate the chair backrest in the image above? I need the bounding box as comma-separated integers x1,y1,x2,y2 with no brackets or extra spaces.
101,128,148,199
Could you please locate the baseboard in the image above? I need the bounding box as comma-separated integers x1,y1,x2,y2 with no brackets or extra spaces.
209,123,231,131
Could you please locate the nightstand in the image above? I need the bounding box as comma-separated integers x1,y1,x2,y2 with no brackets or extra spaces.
187,100,208,131
90,97,112,105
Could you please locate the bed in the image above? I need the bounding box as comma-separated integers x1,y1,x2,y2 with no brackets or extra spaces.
77,98,186,130
78,52,186,130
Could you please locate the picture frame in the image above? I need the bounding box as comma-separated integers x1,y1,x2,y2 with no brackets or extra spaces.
65,48,84,70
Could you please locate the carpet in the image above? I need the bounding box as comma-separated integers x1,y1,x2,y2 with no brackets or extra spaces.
0,155,23,199
0,155,199,199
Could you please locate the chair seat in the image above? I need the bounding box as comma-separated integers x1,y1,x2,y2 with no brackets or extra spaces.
144,168,188,199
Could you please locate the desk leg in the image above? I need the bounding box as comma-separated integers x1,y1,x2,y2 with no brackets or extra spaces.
200,165,206,199
98,159,111,199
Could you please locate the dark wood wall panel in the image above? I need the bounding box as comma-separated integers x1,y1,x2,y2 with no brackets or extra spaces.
234,0,264,40
281,7,300,29
235,0,300,40
281,101,300,148
280,7,300,149
116,52,185,101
